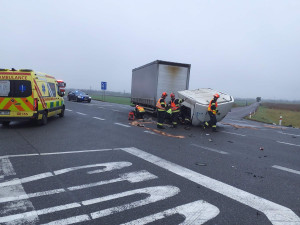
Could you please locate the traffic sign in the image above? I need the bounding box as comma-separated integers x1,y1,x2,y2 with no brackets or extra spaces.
101,82,107,90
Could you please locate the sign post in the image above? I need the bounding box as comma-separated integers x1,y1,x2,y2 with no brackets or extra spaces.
101,82,107,101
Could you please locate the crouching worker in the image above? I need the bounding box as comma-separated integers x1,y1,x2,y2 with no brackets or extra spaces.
134,105,145,119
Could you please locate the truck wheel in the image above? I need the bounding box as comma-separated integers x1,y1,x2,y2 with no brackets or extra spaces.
2,121,10,126
59,106,65,118
39,112,48,125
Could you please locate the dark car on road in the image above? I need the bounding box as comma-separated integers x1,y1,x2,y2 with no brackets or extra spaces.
67,90,91,103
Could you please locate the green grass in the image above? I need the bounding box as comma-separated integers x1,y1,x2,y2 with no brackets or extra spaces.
92,95,131,105
233,99,256,107
246,106,300,128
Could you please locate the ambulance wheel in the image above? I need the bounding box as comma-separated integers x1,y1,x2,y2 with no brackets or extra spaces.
2,121,10,126
39,112,48,125
59,107,65,118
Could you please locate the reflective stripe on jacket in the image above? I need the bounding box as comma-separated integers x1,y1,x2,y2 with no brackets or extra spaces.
156,98,166,111
208,99,218,115
170,99,180,112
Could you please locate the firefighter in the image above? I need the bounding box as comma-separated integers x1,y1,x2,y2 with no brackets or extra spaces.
134,105,145,119
156,92,167,129
205,93,220,132
169,93,182,128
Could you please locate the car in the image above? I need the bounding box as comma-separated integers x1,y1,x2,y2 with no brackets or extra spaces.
67,90,91,103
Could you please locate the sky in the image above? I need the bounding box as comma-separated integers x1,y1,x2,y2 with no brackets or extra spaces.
1,0,300,100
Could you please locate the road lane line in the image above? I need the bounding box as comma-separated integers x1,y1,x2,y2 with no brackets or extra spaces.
0,158,16,177
272,165,300,176
0,153,39,159
221,131,246,137
277,141,300,147
114,123,131,128
65,109,72,111
76,112,87,115
40,148,113,156
191,144,229,155
112,109,120,112
122,147,300,225
98,107,104,109
278,131,300,137
93,117,105,120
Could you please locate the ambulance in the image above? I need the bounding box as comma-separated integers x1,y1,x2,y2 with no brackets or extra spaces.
0,68,65,126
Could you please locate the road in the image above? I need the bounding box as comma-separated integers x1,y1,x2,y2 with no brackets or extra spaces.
1,100,300,225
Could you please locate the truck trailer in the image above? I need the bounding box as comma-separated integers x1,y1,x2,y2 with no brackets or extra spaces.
131,60,191,112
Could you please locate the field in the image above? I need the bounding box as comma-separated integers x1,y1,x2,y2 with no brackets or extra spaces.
246,103,300,128
92,95,131,105
233,99,256,107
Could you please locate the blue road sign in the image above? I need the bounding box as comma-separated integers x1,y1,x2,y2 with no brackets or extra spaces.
101,82,107,90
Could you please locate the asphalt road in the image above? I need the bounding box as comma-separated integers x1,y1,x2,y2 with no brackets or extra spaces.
1,100,300,225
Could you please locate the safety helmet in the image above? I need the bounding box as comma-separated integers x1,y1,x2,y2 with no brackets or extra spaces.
214,93,220,98
170,93,175,98
136,105,139,108
162,92,167,97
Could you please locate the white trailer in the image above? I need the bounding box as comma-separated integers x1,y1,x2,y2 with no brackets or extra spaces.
178,88,234,126
131,60,191,112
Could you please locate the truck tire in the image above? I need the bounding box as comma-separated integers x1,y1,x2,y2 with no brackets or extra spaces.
58,106,65,118
39,112,48,125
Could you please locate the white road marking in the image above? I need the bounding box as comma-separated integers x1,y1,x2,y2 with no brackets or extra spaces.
119,106,130,109
114,122,131,128
144,131,158,135
65,109,72,111
112,109,120,112
93,116,105,120
121,147,300,225
272,165,300,176
9,186,179,225
40,148,113,156
121,200,220,225
0,158,16,177
76,112,87,115
98,107,104,109
42,215,90,225
191,144,229,155
0,158,39,224
0,170,157,204
0,153,39,159
277,141,300,147
221,131,246,137
0,162,132,188
278,131,300,137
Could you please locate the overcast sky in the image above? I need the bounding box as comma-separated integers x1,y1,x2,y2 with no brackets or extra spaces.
1,0,300,100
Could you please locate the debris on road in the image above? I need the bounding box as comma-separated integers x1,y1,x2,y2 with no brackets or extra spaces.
195,162,207,166
208,138,213,142
227,140,234,143
260,147,264,151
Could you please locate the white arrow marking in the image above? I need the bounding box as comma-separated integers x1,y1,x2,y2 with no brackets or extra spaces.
0,162,132,188
121,200,220,225
0,170,156,204
121,147,300,225
40,186,179,225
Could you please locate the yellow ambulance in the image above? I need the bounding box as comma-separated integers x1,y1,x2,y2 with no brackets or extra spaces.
0,68,65,126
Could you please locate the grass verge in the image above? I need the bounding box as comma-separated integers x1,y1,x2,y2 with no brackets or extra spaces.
246,105,300,128
92,95,131,105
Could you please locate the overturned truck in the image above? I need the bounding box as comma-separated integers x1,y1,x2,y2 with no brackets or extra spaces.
178,88,234,126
